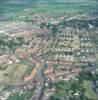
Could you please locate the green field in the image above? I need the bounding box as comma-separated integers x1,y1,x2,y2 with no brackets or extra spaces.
7,87,36,100
0,0,97,21
83,81,98,100
0,63,30,83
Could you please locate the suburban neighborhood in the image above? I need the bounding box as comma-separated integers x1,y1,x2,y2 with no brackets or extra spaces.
0,0,98,100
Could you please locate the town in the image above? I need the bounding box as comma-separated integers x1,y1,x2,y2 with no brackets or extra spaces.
0,0,98,100
0,7,98,100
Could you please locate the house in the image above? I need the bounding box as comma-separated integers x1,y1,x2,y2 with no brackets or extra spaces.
15,48,28,59
0,55,19,64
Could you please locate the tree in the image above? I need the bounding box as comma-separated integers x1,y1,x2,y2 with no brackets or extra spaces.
49,96,60,100
51,25,58,37
16,37,24,46
47,23,52,29
40,22,46,28
8,93,25,100
80,87,86,100
70,81,80,93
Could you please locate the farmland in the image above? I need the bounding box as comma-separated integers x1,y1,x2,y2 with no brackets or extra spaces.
0,0,97,21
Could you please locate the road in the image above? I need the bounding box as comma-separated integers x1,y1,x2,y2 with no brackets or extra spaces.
29,59,46,100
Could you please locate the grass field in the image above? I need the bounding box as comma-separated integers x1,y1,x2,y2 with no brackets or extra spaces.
7,87,36,100
0,63,29,83
72,34,80,50
83,81,98,100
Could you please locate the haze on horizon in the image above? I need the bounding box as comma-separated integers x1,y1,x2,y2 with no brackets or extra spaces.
0,0,97,20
